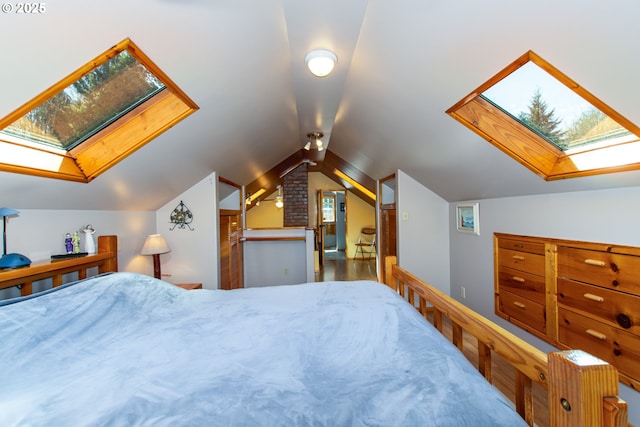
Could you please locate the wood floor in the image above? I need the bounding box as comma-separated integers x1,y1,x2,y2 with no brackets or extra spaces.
314,250,378,282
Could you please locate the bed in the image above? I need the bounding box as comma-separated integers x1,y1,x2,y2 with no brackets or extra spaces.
0,236,629,427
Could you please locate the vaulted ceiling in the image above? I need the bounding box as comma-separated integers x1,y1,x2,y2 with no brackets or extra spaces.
2,1,640,211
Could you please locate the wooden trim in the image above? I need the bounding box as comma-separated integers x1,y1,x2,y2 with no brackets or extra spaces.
0,235,118,295
218,176,242,189
545,242,559,343
0,139,87,181
125,38,198,110
448,95,560,179
242,237,305,242
220,209,242,216
73,90,196,181
494,232,640,257
384,255,629,427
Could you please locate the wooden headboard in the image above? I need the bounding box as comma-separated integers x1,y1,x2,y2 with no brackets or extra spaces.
0,235,118,296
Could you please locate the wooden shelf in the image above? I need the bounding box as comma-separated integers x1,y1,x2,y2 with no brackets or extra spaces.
0,235,118,296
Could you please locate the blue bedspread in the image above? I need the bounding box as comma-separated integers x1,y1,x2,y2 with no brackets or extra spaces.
0,272,527,426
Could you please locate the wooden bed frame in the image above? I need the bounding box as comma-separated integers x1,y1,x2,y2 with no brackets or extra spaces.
0,241,629,427
384,256,630,427
0,235,118,296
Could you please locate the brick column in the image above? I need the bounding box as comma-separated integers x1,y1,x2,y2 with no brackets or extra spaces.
283,163,308,227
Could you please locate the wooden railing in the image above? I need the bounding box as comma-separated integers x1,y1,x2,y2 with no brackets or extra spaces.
384,256,629,427
0,235,118,296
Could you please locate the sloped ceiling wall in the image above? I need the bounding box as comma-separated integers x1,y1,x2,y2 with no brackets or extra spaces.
1,1,640,211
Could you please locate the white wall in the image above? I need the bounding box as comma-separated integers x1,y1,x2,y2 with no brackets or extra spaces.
155,173,219,289
448,185,640,425
396,169,450,293
243,228,314,287
0,208,156,298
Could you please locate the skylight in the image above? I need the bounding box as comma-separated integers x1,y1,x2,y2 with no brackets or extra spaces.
447,51,640,180
2,51,165,151
0,38,198,182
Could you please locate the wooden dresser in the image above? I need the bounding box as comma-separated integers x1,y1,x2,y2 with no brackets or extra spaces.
495,235,548,340
494,233,640,391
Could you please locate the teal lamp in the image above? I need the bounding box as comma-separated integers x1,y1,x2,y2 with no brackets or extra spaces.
0,208,31,269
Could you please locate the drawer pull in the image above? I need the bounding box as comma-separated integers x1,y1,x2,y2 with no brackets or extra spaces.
512,301,526,309
512,276,525,283
512,255,525,261
583,293,604,303
585,329,607,340
584,258,606,267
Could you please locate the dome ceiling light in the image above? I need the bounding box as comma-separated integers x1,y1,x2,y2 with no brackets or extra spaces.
305,50,337,77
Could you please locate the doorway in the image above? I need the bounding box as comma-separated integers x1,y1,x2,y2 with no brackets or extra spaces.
316,189,377,282
322,190,346,254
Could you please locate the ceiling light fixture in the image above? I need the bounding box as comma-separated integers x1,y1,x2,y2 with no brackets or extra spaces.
305,132,324,151
305,50,337,77
275,185,284,209
245,188,266,206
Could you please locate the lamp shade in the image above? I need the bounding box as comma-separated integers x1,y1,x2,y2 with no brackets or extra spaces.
0,207,31,269
305,50,337,77
141,234,171,255
0,207,19,217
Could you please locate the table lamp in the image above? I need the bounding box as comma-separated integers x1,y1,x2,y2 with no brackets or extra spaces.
141,234,170,279
0,207,31,269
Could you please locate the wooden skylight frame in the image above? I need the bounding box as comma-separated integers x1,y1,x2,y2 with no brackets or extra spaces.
446,50,640,180
0,38,199,182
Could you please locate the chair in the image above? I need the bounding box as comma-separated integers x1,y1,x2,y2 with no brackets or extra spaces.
354,227,376,259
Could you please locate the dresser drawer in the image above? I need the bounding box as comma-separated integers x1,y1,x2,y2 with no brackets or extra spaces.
497,266,545,305
557,246,640,296
557,278,640,335
497,248,545,275
499,290,545,334
498,238,545,255
558,308,640,383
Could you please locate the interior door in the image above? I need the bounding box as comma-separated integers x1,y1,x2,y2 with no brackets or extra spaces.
322,192,337,249
378,174,397,281
316,189,325,265
218,177,244,290
219,210,243,289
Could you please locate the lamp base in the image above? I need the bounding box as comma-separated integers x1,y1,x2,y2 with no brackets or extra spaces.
152,253,162,280
0,253,32,269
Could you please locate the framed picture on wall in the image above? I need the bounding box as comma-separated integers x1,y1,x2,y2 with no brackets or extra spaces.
456,203,479,235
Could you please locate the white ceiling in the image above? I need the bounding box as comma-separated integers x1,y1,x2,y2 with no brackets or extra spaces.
2,0,640,210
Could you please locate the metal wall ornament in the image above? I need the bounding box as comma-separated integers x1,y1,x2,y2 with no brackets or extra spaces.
170,200,194,231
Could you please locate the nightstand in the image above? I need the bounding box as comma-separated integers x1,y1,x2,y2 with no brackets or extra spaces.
174,283,202,290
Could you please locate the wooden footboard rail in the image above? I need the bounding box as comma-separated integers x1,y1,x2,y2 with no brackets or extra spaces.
0,235,118,296
384,256,630,427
